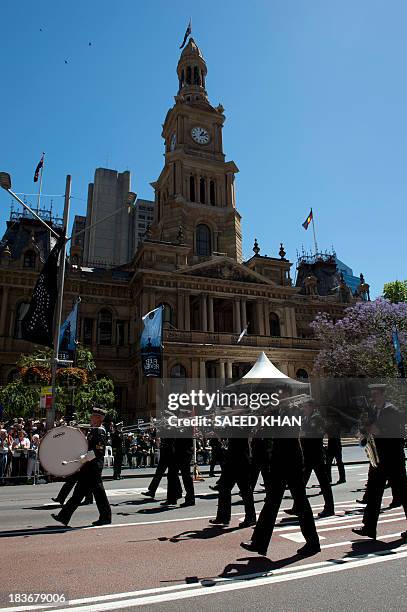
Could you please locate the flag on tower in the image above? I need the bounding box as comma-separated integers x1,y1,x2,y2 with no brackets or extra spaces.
21,236,64,347
302,208,313,230
179,19,192,49
33,154,44,182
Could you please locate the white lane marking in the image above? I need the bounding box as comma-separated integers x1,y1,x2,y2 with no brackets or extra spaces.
5,545,407,611
107,487,166,497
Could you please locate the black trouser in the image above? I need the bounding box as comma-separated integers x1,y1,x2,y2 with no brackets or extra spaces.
148,455,181,498
113,451,123,478
55,474,93,504
326,438,346,482
363,458,407,533
209,450,224,476
301,447,335,513
58,464,111,525
215,463,256,523
167,454,194,504
252,467,319,551
251,460,271,491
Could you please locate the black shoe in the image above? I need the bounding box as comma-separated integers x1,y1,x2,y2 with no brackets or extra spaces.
388,501,401,509
318,509,335,518
240,541,267,556
51,513,69,527
51,498,62,505
297,541,321,556
356,499,367,504
336,479,346,484
209,518,229,526
92,518,112,526
180,500,195,507
82,499,93,505
401,530,407,539
141,491,155,498
284,508,298,516
238,519,257,528
352,527,376,539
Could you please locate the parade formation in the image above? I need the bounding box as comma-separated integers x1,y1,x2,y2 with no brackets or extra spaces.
1,9,407,612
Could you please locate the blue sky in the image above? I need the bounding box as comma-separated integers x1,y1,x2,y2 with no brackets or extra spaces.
1,0,406,296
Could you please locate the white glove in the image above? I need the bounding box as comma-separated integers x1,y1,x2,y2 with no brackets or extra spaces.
85,450,96,462
79,454,87,463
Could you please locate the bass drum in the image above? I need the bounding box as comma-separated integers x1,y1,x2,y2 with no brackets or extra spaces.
39,426,88,477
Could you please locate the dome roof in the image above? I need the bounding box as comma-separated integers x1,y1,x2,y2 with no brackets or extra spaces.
180,37,204,61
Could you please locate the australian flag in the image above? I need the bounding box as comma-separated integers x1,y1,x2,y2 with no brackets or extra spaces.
140,306,164,377
59,298,80,353
33,154,44,182
21,236,64,347
179,19,192,49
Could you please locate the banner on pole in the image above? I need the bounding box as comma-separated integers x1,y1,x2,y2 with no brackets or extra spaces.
140,306,164,378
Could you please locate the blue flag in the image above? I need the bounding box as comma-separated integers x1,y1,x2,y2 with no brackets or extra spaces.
59,299,79,353
392,327,405,377
140,306,164,377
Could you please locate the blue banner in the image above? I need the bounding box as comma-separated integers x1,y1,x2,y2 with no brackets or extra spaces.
392,327,405,377
59,299,79,353
140,306,164,378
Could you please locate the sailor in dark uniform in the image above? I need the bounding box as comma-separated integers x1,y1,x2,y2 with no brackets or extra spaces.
285,399,335,518
111,422,124,480
51,406,112,527
241,401,320,557
352,384,407,540
209,435,256,528
51,424,93,506
142,437,182,500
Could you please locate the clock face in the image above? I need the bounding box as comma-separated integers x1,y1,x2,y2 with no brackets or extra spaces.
191,126,210,145
170,133,176,151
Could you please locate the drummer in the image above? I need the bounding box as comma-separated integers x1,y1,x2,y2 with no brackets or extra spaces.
51,406,112,527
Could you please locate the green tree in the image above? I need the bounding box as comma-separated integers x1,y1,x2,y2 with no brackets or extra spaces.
0,380,40,419
383,280,407,303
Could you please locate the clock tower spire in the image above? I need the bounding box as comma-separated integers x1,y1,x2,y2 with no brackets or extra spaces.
150,37,242,263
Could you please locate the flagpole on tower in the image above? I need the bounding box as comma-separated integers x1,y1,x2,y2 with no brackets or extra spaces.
311,209,318,255
47,174,71,430
36,152,45,213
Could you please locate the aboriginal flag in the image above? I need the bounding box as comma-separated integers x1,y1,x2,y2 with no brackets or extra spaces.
33,154,44,182
21,236,64,347
302,209,313,230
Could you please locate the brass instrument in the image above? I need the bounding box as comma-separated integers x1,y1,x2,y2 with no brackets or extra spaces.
364,434,380,468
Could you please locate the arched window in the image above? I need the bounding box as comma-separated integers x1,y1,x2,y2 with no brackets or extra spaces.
190,175,196,202
269,312,281,337
170,364,186,378
193,66,199,84
209,180,215,205
14,302,30,338
296,368,309,380
196,224,211,256
98,309,112,345
200,177,206,204
186,66,192,84
157,302,173,327
23,250,36,268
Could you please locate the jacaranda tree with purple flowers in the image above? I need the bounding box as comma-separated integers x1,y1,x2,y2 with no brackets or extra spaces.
310,299,407,377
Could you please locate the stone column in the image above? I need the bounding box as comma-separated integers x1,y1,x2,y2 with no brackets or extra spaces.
92,318,98,346
199,359,206,381
177,292,184,329
0,287,9,337
226,361,233,379
218,360,225,379
208,296,214,332
264,301,270,336
201,294,208,332
184,294,190,331
234,299,241,333
240,299,247,329
256,300,265,335
290,307,298,337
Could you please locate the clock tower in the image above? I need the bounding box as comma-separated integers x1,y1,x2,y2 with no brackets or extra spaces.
150,37,242,262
